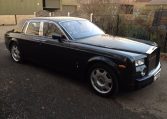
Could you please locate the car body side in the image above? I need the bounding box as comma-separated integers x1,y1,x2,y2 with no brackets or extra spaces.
4,17,161,89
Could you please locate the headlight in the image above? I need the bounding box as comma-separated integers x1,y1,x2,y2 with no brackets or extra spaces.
135,59,145,66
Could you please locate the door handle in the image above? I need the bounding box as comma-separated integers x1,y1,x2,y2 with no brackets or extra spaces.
38,40,47,45
40,40,47,43
32,38,41,41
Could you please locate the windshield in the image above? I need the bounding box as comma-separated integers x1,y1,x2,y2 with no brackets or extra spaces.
59,20,105,40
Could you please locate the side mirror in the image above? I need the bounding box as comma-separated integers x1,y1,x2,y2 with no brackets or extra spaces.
52,34,66,42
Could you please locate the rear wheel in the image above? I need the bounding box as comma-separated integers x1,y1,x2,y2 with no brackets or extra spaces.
88,64,118,96
10,43,23,63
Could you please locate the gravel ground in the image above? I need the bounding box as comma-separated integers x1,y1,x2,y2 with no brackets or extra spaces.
116,60,167,118
0,26,167,119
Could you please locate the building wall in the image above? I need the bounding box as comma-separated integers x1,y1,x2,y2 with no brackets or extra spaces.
0,15,34,25
0,15,16,25
0,0,79,15
62,0,78,5
0,0,79,25
135,0,151,2
146,4,167,11
62,5,77,13
61,0,78,13
44,0,61,9
0,0,43,15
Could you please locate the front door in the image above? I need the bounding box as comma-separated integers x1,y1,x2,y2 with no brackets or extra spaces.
39,21,73,70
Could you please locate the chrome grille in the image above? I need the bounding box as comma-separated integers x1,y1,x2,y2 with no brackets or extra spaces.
147,48,160,72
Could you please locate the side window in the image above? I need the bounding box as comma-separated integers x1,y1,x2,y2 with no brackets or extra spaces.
43,22,62,37
26,22,40,35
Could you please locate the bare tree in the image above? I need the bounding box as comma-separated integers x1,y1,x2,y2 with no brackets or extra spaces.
79,0,137,36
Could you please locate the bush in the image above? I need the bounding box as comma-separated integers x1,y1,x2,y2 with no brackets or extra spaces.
123,24,150,40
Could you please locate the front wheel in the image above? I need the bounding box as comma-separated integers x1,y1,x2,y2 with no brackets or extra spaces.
88,64,118,96
10,43,23,63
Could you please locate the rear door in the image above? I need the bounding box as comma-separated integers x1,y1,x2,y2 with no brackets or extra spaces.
19,20,42,60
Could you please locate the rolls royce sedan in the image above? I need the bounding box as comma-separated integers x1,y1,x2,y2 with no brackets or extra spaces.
5,17,161,96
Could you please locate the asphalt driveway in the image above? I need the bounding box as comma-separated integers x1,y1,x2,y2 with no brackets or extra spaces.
0,26,167,119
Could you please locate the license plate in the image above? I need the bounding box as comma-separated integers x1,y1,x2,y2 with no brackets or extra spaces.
154,72,160,81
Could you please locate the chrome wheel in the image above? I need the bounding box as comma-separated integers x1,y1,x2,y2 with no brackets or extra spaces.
11,44,21,62
90,68,113,94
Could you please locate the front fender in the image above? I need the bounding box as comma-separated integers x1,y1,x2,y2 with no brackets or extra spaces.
7,38,19,49
11,37,19,43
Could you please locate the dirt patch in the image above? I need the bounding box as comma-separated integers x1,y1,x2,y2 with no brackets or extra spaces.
0,26,16,43
161,53,167,61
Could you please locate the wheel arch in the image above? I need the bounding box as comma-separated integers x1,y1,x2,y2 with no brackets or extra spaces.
9,38,19,51
85,56,121,80
86,56,121,96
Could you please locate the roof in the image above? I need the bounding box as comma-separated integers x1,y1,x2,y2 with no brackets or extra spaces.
147,0,167,5
135,0,151,2
111,0,134,4
30,17,86,22
80,0,135,5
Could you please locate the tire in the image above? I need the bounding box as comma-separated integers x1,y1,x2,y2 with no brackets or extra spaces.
10,42,23,63
88,63,119,96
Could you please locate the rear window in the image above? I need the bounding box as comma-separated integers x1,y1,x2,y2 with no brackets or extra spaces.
26,22,40,35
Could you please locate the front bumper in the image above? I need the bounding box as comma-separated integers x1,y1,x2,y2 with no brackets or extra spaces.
135,62,161,88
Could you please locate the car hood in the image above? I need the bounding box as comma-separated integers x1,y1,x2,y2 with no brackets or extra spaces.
74,35,156,54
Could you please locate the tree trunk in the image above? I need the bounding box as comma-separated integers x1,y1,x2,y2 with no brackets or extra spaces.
164,33,167,53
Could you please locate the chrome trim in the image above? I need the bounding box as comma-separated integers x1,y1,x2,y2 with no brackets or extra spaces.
146,46,157,54
39,22,43,36
21,21,28,33
24,21,30,34
148,63,161,76
153,66,161,77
